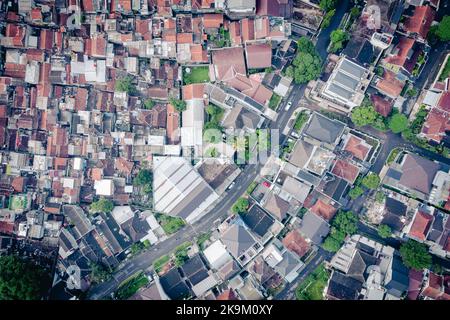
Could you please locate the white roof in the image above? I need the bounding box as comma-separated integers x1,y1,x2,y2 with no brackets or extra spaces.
146,215,161,230
423,90,441,107
111,206,134,225
203,240,232,269
94,179,114,196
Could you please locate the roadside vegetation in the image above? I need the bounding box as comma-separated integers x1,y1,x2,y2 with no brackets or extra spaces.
322,210,358,252
284,37,322,84
115,272,149,300
400,239,432,270
296,263,330,300
155,213,185,234
293,111,310,132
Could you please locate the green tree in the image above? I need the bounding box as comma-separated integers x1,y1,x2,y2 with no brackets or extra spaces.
284,65,294,78
332,210,358,236
133,169,152,186
115,76,137,94
377,224,392,239
349,186,364,199
297,37,317,55
143,99,155,109
322,237,342,252
319,0,337,11
90,262,112,284
375,191,385,203
350,7,361,19
399,240,432,270
435,16,450,42
362,173,380,189
321,9,336,29
291,52,322,84
329,29,350,53
351,105,378,127
90,197,114,213
388,113,409,133
0,255,50,300
169,98,187,112
142,184,152,194
232,198,249,214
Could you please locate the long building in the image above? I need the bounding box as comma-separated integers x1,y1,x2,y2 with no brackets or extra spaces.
153,156,219,224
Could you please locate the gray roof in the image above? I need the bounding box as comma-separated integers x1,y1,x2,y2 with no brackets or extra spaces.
298,211,330,244
289,140,314,168
221,224,256,259
274,251,301,277
63,205,94,240
399,154,440,195
340,58,367,78
222,104,261,129
304,113,345,144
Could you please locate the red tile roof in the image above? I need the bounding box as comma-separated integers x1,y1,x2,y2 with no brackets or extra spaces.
176,33,193,44
241,18,255,42
371,94,393,117
331,159,360,183
182,84,205,100
376,70,404,98
245,43,272,69
309,199,337,221
437,92,450,112
39,29,54,50
404,6,436,39
422,272,444,299
421,108,450,143
203,13,223,29
344,135,371,161
166,103,180,145
282,230,310,258
409,210,433,241
216,289,239,300
384,37,415,68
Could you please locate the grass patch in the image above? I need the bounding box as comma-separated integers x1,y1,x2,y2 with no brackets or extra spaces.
153,255,170,274
156,213,185,235
183,66,210,85
174,242,191,267
293,111,310,131
9,195,27,210
196,232,211,250
116,272,149,300
439,57,450,81
296,263,330,300
386,148,402,165
269,94,282,111
246,181,258,195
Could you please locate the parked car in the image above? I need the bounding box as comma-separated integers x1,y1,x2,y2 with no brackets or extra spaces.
285,101,293,111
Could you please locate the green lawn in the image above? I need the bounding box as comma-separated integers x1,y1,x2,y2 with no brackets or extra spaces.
439,58,450,81
183,66,210,85
269,94,282,111
293,111,310,131
9,195,27,210
153,255,170,273
196,232,212,250
116,272,149,300
156,213,185,234
296,264,330,300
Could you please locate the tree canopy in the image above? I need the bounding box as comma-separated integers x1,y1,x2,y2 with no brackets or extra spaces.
435,16,450,42
289,38,322,84
329,29,350,53
362,173,380,190
169,98,187,112
115,76,137,94
332,210,358,236
377,224,392,239
388,113,409,133
0,255,50,300
319,0,337,11
143,99,155,110
232,198,249,214
90,197,114,213
400,240,432,270
348,186,364,199
351,105,379,127
321,9,336,29
133,169,152,186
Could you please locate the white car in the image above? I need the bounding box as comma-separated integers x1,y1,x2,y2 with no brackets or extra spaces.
285,101,293,111
227,182,236,190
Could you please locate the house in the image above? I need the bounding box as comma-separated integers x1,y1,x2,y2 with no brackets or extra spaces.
256,0,293,18
297,211,330,244
153,156,219,224
320,57,372,113
382,36,426,78
381,197,408,234
330,159,361,184
342,133,373,162
327,235,409,300
383,153,441,202
400,5,436,41
282,230,310,259
262,192,290,221
245,43,272,70
220,219,262,266
303,113,345,149
375,69,406,99
203,240,233,270
225,0,256,17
